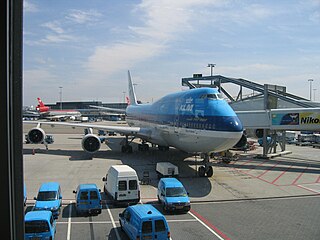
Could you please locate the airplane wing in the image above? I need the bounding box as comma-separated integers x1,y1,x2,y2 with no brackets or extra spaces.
88,105,126,113
23,120,151,139
25,110,40,116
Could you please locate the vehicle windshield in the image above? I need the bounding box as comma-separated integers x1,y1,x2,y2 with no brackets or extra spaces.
37,191,58,201
166,187,187,197
25,220,50,233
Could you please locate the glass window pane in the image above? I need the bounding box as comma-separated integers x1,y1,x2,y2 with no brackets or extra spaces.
25,220,49,233
142,221,152,234
90,191,98,200
129,180,137,190
80,191,88,200
118,181,127,191
155,220,165,232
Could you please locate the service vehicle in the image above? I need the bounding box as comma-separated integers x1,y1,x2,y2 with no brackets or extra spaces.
24,183,27,206
24,210,57,240
156,162,179,178
98,129,106,136
119,204,170,240
73,183,102,215
157,178,191,213
33,182,62,219
102,165,140,205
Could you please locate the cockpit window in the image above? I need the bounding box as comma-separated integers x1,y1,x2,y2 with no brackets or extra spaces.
200,93,224,100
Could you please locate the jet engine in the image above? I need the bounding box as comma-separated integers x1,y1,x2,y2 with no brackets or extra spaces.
27,127,46,144
81,134,101,153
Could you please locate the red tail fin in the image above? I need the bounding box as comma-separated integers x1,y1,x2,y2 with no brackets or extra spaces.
36,97,50,112
37,97,45,107
126,96,130,105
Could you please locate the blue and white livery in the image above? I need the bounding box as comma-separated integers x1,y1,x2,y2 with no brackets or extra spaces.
25,71,244,177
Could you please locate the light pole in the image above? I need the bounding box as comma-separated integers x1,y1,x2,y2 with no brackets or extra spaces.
59,86,63,110
207,63,216,76
308,79,313,101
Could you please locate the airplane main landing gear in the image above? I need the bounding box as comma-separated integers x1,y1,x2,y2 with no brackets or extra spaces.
121,135,133,153
198,154,213,177
121,145,132,153
138,143,149,151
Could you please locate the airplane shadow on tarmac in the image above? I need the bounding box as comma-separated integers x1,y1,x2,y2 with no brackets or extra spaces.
23,136,213,198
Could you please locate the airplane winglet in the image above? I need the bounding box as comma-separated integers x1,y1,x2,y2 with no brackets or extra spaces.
128,70,138,106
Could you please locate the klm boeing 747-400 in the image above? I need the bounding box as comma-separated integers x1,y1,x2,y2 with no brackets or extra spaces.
25,71,245,177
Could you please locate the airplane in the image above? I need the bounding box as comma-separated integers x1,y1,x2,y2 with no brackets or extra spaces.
25,71,246,177
36,97,82,121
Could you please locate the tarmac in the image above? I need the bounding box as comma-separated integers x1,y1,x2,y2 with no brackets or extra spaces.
23,121,320,240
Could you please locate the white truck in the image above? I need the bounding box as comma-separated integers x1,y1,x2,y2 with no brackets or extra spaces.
156,162,179,179
102,165,140,205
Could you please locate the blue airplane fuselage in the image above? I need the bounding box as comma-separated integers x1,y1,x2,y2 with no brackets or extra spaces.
126,88,243,153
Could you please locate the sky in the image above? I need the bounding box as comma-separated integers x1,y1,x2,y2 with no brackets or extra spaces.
23,0,320,107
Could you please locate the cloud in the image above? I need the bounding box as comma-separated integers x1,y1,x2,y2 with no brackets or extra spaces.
87,41,166,74
23,69,59,85
40,34,75,44
24,0,38,13
42,21,64,34
66,9,102,24
87,0,218,75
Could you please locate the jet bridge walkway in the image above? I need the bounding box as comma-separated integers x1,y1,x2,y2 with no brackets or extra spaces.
182,74,320,158
182,74,318,108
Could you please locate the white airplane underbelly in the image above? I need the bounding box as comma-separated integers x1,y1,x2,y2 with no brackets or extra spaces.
163,127,243,153
129,120,243,153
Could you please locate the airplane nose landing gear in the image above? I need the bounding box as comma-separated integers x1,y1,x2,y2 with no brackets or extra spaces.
198,153,213,177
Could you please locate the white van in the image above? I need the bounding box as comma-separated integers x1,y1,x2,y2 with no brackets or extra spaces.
156,162,179,179
102,165,140,205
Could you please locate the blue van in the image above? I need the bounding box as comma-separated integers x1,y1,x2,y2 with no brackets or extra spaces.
73,183,102,215
157,178,191,213
119,204,170,240
25,210,56,240
33,182,62,219
24,183,27,206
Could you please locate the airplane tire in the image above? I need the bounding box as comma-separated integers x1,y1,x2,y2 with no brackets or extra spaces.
121,145,133,153
198,166,206,177
206,166,213,177
121,145,126,153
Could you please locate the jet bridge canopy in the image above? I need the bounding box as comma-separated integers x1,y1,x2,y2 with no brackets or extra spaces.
182,73,320,157
182,75,319,109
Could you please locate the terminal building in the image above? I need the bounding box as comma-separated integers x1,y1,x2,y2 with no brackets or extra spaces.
23,101,128,120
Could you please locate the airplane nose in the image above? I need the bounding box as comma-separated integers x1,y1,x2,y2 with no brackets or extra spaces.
218,116,243,132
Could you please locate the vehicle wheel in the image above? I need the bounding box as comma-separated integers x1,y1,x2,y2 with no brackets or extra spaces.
206,166,213,177
198,166,206,177
119,221,124,231
121,145,126,153
162,203,167,212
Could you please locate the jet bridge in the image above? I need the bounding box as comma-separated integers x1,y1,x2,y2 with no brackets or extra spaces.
182,74,320,157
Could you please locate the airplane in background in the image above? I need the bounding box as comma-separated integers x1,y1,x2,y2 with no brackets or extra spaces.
25,71,246,177
35,97,82,121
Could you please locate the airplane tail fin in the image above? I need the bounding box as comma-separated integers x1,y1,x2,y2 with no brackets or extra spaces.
36,97,50,112
37,97,45,107
128,70,137,106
